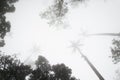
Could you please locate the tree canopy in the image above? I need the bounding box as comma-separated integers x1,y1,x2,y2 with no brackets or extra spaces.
0,53,79,80
52,63,72,80
111,38,120,64
35,55,51,72
40,0,86,27
30,55,79,80
0,0,18,47
0,53,32,80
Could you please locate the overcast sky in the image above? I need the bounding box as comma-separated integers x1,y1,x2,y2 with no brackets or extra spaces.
1,0,120,80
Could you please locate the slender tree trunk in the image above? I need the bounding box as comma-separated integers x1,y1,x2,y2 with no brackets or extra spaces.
88,33,120,37
77,48,105,80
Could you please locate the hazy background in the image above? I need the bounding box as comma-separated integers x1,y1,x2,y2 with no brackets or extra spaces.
1,0,120,80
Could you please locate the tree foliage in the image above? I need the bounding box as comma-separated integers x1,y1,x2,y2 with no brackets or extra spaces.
29,67,49,80
111,38,120,64
0,0,18,47
52,63,72,80
70,76,78,80
30,55,51,80
40,0,68,27
0,53,79,80
30,55,79,80
0,53,32,80
35,55,51,72
40,0,86,27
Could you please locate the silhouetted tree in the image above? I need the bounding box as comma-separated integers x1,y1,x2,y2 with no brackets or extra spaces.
52,63,72,80
29,67,50,80
70,76,78,80
0,53,32,80
30,55,51,80
35,55,51,72
0,0,18,47
29,55,79,80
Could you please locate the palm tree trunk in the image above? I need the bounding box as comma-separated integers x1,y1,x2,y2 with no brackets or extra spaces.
77,48,105,80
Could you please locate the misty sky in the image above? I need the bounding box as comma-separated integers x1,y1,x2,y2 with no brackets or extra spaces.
1,0,120,80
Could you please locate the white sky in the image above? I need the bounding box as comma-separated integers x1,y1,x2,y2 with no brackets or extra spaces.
1,0,120,80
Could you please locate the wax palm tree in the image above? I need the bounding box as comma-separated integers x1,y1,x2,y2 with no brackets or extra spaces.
70,40,105,80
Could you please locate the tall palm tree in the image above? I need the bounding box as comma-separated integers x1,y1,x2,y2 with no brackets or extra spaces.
70,40,104,80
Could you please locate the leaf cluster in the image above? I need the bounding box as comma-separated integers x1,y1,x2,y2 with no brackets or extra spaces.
0,53,79,80
111,39,120,64
0,53,32,80
40,0,86,27
0,0,18,47
30,55,79,80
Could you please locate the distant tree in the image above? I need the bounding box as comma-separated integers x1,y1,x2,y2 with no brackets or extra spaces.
29,55,79,80
40,0,86,27
35,55,51,72
111,38,120,64
0,53,32,80
70,76,78,80
0,0,18,47
30,55,51,80
52,63,72,80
